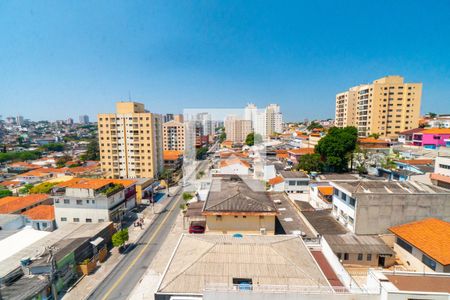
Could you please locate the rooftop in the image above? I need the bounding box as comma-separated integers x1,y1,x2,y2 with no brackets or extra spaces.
279,170,309,179
396,159,434,165
204,177,276,215
389,218,450,266
302,209,348,235
385,272,450,294
316,173,359,181
163,150,183,161
288,148,315,155
156,234,330,295
21,205,55,221
0,194,49,214
398,127,424,135
421,128,450,135
324,234,394,256
219,158,251,168
331,180,447,195
268,176,284,185
56,177,136,190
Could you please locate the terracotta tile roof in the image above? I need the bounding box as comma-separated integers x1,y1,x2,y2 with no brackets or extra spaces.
398,128,424,135
275,149,288,154
56,178,136,190
421,128,450,135
219,158,250,169
276,153,289,159
0,194,50,214
389,218,450,266
21,205,55,220
268,176,284,185
396,159,434,165
8,162,40,169
163,150,184,161
288,148,315,155
19,167,68,177
219,151,248,159
67,164,99,174
318,186,333,196
358,138,389,144
430,173,450,184
0,181,22,187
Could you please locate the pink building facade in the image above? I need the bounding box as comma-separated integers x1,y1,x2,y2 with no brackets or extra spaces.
413,129,450,149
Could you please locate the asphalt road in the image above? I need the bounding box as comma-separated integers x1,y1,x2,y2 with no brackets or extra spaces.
87,160,208,300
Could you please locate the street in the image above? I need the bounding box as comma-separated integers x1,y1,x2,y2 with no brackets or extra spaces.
87,160,209,300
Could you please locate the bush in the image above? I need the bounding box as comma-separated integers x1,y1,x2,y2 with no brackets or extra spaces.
29,182,58,194
182,192,193,201
112,229,129,248
0,189,13,198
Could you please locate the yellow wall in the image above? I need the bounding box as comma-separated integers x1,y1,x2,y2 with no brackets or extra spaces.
205,215,275,235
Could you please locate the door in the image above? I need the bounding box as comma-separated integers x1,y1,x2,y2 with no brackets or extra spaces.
378,256,385,267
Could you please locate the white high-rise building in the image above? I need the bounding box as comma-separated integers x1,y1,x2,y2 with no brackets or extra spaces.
265,104,283,135
244,103,258,130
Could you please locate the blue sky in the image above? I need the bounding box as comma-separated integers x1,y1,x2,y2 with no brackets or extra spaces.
0,0,449,122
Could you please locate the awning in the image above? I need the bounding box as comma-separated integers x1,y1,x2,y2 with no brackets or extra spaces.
90,237,104,247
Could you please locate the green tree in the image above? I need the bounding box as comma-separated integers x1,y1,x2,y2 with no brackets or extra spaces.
39,143,65,152
29,182,58,194
296,153,323,173
182,192,193,201
315,126,358,173
428,112,437,118
112,229,129,248
56,154,72,167
307,122,323,131
382,157,397,170
245,132,263,146
0,189,13,198
0,150,42,163
196,147,208,160
219,132,226,143
19,183,34,194
80,140,100,161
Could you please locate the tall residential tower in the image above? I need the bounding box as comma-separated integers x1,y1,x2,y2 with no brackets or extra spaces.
335,76,422,139
98,102,163,179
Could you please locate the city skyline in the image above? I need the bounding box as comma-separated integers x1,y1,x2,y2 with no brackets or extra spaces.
1,1,450,121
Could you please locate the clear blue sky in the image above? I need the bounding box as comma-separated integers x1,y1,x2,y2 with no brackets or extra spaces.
1,0,449,122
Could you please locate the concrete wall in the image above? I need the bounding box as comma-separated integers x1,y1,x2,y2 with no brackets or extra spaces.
206,215,275,235
393,243,445,273
354,193,450,235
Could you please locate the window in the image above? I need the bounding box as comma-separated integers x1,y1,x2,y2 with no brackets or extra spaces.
61,217,67,221
216,215,222,221
367,254,372,261
344,253,349,260
357,253,363,261
86,218,92,223
422,254,436,270
341,193,347,201
64,199,70,204
73,218,80,222
336,253,342,259
55,199,59,203
98,219,104,222
396,237,413,253
349,197,356,207
334,189,339,196
288,181,296,186
42,222,47,228
233,278,253,291
76,200,83,205
86,200,90,204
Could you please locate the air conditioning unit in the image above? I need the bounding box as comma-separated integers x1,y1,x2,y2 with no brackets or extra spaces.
260,228,266,235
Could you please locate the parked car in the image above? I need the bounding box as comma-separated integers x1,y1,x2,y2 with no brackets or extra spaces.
189,225,205,234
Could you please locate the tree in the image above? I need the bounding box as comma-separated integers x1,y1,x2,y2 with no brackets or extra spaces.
0,189,13,198
245,132,263,146
56,154,72,167
219,132,226,143
307,122,323,131
19,183,34,194
296,153,323,173
196,147,208,160
352,145,369,174
112,229,129,248
80,140,100,161
39,143,65,152
368,133,380,139
428,112,437,118
315,126,358,173
182,192,193,201
29,182,58,194
382,157,397,170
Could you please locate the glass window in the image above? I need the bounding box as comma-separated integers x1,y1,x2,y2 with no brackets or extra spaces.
98,219,104,222
64,199,70,204
86,218,92,223
342,193,347,201
422,254,436,270
61,217,67,221
367,254,372,261
73,218,80,222
349,197,356,207
358,253,363,261
396,237,413,253
333,189,339,196
76,200,83,205
344,253,349,260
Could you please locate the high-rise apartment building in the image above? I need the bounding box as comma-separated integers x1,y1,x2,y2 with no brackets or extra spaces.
173,114,184,123
224,116,252,143
163,120,185,151
265,104,283,135
98,102,163,179
244,103,283,138
16,116,24,126
79,115,90,124
244,103,258,130
335,76,422,139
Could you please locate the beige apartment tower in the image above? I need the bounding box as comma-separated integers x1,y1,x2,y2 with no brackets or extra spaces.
224,116,252,143
335,76,422,139
163,120,185,151
98,102,163,179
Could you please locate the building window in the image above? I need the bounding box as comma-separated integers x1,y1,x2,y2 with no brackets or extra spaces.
357,253,363,261
64,199,70,204
422,254,437,270
349,197,356,207
73,218,80,222
367,254,372,261
55,199,59,203
344,253,349,260
86,218,92,223
336,253,342,259
396,237,413,253
333,189,339,196
232,278,253,291
98,219,104,222
216,215,222,221
341,193,347,201
61,217,67,221
76,200,83,205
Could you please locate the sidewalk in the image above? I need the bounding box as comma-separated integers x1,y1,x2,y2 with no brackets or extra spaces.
62,192,177,300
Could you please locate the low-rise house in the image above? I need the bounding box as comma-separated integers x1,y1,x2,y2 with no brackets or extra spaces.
430,154,450,189
163,150,183,170
287,148,314,164
357,138,390,154
202,177,277,235
22,205,56,231
378,159,434,181
389,218,450,273
398,128,424,144
16,167,68,184
330,180,450,234
279,170,309,194
309,184,333,209
218,158,250,175
155,235,335,300
0,194,51,214
53,178,137,226
267,176,284,191
412,128,450,149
